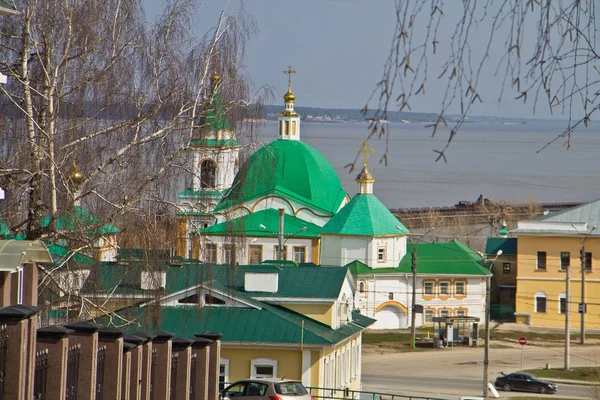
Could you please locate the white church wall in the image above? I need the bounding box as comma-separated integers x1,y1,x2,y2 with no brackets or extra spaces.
319,236,343,266
366,236,407,268
356,274,486,330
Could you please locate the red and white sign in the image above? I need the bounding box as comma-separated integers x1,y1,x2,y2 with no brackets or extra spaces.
518,336,527,346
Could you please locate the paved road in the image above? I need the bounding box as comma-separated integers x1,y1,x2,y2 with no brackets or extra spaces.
361,344,600,399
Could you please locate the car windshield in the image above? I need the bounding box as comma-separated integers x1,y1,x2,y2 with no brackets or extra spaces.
274,382,308,396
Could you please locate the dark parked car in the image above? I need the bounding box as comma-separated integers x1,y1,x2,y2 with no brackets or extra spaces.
494,373,557,394
220,379,314,400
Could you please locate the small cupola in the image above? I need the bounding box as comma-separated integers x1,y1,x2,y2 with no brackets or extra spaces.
356,140,375,194
499,221,509,237
278,65,301,141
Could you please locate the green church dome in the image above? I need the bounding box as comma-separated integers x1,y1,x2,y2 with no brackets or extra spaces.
215,140,347,215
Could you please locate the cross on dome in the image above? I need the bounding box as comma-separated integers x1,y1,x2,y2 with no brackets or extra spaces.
283,65,296,89
357,140,375,166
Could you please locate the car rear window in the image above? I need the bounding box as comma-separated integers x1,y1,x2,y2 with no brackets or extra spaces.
274,382,308,396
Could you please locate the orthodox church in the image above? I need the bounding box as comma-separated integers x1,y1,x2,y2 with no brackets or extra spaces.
175,67,488,330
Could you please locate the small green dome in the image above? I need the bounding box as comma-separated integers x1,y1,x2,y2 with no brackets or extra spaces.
215,140,347,215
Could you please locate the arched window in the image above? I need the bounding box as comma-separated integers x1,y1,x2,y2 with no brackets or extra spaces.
534,291,547,313
358,281,366,293
200,159,217,188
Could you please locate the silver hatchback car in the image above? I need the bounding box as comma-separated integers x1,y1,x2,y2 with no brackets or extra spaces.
220,379,314,400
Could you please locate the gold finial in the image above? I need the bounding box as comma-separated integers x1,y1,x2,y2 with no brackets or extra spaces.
69,161,84,187
357,140,374,166
210,69,220,89
283,65,296,89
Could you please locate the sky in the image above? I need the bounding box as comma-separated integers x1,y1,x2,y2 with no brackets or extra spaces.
145,1,580,119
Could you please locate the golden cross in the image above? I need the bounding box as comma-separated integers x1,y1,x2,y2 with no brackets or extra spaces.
358,140,374,166
283,65,296,88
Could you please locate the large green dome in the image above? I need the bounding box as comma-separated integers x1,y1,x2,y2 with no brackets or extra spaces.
215,140,347,215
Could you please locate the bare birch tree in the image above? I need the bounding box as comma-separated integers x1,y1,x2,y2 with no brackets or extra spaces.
362,0,597,164
0,0,259,323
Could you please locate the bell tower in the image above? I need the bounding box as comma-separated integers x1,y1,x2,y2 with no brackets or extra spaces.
278,65,301,141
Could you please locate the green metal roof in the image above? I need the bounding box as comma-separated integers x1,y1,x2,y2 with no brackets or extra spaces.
201,209,321,238
0,0,18,14
40,206,119,236
485,237,517,256
347,240,488,275
321,194,409,236
47,243,95,266
214,140,348,215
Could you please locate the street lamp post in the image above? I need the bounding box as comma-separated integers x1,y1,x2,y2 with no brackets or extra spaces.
571,224,596,345
483,249,502,399
259,208,306,262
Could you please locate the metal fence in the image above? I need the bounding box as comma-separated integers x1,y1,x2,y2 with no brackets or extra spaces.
306,387,450,400
66,343,81,400
33,349,49,400
96,345,107,400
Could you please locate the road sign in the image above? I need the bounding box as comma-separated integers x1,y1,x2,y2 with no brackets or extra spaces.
579,303,587,314
518,337,527,346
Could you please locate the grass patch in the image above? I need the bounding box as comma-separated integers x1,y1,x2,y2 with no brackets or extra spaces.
524,366,600,382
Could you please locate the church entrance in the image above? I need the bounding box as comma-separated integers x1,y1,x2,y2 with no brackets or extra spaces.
372,305,407,329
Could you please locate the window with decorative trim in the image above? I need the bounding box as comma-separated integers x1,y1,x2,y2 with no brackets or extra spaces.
423,281,434,296
454,281,466,296
204,243,217,263
273,245,288,260
358,281,366,294
293,246,306,263
535,292,547,313
223,244,236,265
439,281,450,296
377,247,387,262
249,245,263,264
440,309,450,318
424,309,434,324
558,293,567,314
456,309,467,318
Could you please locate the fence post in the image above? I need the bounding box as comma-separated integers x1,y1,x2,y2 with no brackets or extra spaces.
65,320,100,400
172,338,193,400
0,304,38,400
98,326,124,400
190,337,212,400
152,331,175,400
195,332,222,400
124,333,148,400
37,325,73,400
123,341,137,400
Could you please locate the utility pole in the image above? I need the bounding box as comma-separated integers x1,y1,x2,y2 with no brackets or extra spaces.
410,248,417,349
565,262,571,370
580,247,586,344
483,249,502,399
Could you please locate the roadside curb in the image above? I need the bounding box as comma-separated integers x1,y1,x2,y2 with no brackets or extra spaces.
547,378,599,387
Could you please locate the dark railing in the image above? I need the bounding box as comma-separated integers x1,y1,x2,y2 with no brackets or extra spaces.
96,346,107,400
149,349,158,400
0,324,7,400
306,387,450,400
170,353,179,399
33,349,49,400
189,354,197,399
65,344,81,400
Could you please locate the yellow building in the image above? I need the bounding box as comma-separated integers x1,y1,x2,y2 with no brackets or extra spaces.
124,263,374,395
513,201,600,328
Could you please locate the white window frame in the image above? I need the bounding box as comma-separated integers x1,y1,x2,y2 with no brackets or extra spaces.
219,358,230,389
377,246,387,262
439,281,450,296
534,291,547,313
423,281,434,296
455,281,465,296
424,309,434,324
558,292,567,314
251,358,277,379
456,309,467,318
440,309,450,318
293,246,306,263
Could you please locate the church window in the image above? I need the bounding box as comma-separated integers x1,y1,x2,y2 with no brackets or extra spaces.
292,121,297,136
249,245,263,264
293,246,306,263
274,245,287,260
223,244,236,265
377,247,387,262
200,159,217,188
279,121,283,136
358,280,366,293
204,243,217,263
285,121,290,136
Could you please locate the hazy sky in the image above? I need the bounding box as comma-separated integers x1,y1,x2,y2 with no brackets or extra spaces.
145,1,572,119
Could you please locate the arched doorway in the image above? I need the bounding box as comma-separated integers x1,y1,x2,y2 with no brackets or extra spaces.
372,301,408,329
